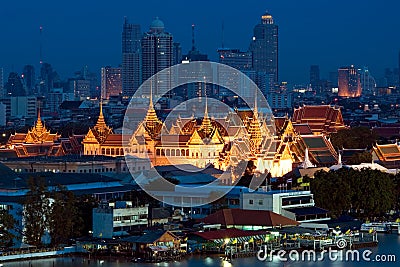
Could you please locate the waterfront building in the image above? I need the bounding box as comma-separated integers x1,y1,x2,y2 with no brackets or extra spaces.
203,208,299,230
338,65,362,97
0,164,136,244
240,190,330,223
93,201,148,238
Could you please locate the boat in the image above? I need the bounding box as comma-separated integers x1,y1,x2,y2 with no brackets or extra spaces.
360,223,390,233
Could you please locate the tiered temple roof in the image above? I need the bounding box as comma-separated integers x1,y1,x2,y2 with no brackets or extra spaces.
292,105,345,134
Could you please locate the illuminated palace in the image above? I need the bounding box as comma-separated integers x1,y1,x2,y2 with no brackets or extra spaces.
125,97,340,178
82,97,341,178
82,102,126,157
0,110,83,158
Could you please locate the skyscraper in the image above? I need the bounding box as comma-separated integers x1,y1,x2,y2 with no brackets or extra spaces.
310,65,320,86
122,18,142,99
0,68,4,98
22,65,36,95
338,65,362,98
101,66,122,99
249,11,279,88
5,72,26,97
142,17,173,96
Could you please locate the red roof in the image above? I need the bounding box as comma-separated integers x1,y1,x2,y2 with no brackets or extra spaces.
193,228,267,241
292,105,345,134
203,209,299,227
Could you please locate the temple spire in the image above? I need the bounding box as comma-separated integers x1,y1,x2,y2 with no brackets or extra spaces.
248,93,262,150
35,104,44,132
95,98,107,129
201,90,213,137
145,81,162,133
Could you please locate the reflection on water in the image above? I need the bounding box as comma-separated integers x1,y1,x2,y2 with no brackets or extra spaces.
2,234,399,267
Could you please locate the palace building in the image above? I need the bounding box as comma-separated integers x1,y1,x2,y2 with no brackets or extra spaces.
0,110,83,158
126,95,298,179
82,102,126,157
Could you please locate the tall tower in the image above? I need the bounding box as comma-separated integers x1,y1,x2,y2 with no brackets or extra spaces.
0,67,4,98
141,17,173,96
122,18,142,99
22,65,36,95
338,65,362,98
249,11,279,89
310,65,320,92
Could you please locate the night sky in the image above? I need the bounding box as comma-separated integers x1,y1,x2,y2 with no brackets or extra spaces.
1,0,399,84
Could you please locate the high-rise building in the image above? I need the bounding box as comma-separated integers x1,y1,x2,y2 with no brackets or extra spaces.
101,66,122,99
217,48,252,71
40,63,56,96
173,42,182,65
310,65,320,91
22,65,36,95
5,72,26,97
249,11,279,88
338,65,362,98
0,67,4,98
142,17,173,96
69,79,91,99
122,18,142,99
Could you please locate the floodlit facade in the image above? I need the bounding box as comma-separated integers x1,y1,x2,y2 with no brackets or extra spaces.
338,65,362,97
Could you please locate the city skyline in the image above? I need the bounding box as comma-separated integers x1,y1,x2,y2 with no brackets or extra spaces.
1,0,400,84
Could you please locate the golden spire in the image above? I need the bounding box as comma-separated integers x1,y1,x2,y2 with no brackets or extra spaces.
145,81,162,132
248,94,262,150
35,105,44,132
93,98,112,144
201,93,213,137
95,98,107,129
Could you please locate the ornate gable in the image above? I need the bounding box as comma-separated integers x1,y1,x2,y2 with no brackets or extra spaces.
188,130,204,145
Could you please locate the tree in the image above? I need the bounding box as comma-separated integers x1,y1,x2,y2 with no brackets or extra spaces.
75,195,98,238
0,208,15,248
311,168,396,219
23,177,51,247
331,127,377,150
347,152,372,165
48,186,82,246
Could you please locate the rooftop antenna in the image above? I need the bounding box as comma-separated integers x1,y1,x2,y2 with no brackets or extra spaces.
191,24,196,51
39,25,43,65
221,20,225,48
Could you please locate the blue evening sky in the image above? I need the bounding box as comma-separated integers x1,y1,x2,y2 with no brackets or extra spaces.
0,0,399,84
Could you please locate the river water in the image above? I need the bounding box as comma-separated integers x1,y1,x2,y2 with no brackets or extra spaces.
3,234,399,267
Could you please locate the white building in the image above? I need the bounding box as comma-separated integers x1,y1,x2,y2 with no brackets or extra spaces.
240,190,330,223
93,201,148,239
